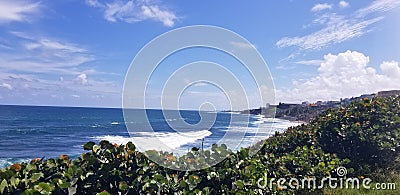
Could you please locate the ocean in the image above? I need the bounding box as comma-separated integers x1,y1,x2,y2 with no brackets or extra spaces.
0,105,299,168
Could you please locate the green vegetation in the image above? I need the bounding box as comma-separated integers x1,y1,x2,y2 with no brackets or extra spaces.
1,96,400,194
317,97,400,175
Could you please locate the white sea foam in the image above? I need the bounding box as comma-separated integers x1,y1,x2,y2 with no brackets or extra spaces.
224,117,302,138
110,122,120,125
250,115,302,128
93,130,212,152
218,118,301,151
272,120,303,129
93,116,301,154
92,135,133,145
223,126,277,135
0,158,30,168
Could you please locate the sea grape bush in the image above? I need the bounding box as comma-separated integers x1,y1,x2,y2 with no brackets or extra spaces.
0,96,399,194
316,96,400,174
0,140,344,194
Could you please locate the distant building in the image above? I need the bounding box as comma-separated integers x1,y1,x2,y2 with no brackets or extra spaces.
277,103,297,110
359,93,376,100
377,90,400,98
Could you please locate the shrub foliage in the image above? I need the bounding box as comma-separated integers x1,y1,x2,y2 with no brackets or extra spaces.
316,96,400,174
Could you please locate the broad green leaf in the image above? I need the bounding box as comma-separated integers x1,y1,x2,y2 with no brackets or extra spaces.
236,180,244,189
83,141,95,150
0,179,7,194
10,177,19,188
37,182,51,192
97,191,110,195
119,181,129,191
31,172,44,182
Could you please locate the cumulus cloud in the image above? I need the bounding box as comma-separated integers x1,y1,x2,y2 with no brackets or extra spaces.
74,74,88,85
311,3,333,12
0,0,41,23
85,0,177,27
380,61,400,78
277,51,400,103
339,1,350,8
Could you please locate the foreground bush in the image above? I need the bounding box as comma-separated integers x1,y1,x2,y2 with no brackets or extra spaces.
0,138,345,194
316,96,400,174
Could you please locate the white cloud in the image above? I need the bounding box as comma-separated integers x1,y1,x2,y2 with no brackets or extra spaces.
0,43,13,50
140,4,176,27
85,0,102,7
1,83,13,90
380,61,400,78
71,94,80,98
34,39,87,53
356,0,400,17
0,32,94,74
311,3,333,12
0,32,121,107
86,0,177,27
0,72,121,107
295,60,324,66
277,14,383,51
0,0,40,23
277,0,400,57
74,74,88,85
339,1,350,8
277,51,400,103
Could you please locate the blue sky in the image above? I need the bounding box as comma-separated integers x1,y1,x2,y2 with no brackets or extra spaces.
0,0,399,109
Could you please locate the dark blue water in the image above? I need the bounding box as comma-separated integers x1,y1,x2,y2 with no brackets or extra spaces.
0,105,294,168
0,105,125,167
